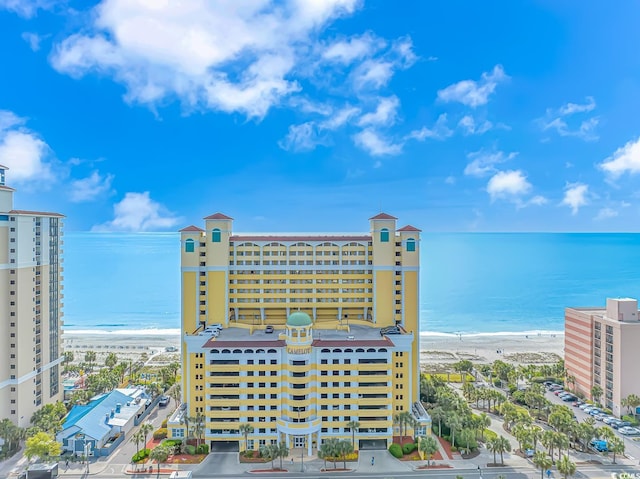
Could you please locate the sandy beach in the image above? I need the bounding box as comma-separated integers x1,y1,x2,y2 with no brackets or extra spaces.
63,330,564,370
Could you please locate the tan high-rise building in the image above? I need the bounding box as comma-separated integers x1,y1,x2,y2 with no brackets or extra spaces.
565,298,640,417
0,165,64,427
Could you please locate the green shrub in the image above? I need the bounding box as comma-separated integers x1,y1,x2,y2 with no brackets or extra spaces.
132,448,150,462
161,418,168,428
153,428,168,440
243,450,254,458
389,443,403,458
493,378,501,387
185,444,196,455
196,444,209,454
483,429,498,442
402,443,417,454
451,446,458,452
164,439,182,447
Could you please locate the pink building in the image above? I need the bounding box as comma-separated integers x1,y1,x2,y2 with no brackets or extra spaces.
565,298,640,417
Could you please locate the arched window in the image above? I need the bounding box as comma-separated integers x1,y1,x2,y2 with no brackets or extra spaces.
380,228,389,242
212,228,221,243
185,238,195,253
406,238,416,252
267,349,277,354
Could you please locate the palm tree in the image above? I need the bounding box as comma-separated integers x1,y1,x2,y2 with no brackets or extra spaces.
590,385,603,406
346,420,360,448
180,415,191,441
556,454,576,479
132,431,145,456
336,439,354,469
105,352,118,369
239,424,254,452
418,435,439,466
193,412,205,448
553,432,569,460
533,450,553,479
149,444,173,477
169,384,181,409
446,415,462,449
140,422,154,449
609,437,625,464
318,441,332,470
259,444,276,469
478,412,491,440
488,435,510,465
429,407,446,436
541,429,555,460
84,350,97,373
276,442,289,470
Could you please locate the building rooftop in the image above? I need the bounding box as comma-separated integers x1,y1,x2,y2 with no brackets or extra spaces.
200,324,399,348
204,212,234,220
9,209,64,217
230,234,371,242
369,212,397,220
179,225,204,232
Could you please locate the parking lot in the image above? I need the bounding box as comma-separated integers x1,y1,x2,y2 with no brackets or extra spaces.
545,384,640,461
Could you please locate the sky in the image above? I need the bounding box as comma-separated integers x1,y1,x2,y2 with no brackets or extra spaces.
1,1,640,233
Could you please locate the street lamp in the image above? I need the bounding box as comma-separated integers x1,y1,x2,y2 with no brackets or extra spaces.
478,465,482,479
84,441,90,472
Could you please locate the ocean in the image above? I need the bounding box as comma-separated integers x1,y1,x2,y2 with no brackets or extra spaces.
62,232,640,336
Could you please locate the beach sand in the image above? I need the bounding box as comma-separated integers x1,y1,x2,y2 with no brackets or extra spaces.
64,330,564,370
419,333,564,371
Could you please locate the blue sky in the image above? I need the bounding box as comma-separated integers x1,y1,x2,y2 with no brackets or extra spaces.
1,1,640,232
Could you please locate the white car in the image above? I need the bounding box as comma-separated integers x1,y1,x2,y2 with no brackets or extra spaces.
579,404,591,410
620,427,640,435
583,406,595,413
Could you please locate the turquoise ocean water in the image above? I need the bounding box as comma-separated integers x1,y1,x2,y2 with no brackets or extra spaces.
62,232,640,336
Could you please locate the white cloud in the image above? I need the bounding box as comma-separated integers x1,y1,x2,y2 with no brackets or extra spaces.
69,170,114,202
444,176,456,185
50,0,366,119
357,96,399,127
92,192,180,232
540,96,599,141
0,0,55,18
319,105,360,130
278,122,328,152
561,182,589,215
599,137,640,179
322,32,385,65
351,59,395,91
486,170,532,201
542,117,599,141
464,149,517,177
353,129,402,156
437,65,508,108
0,111,53,184
594,207,618,221
0,110,24,131
406,114,453,141
22,32,43,52
527,195,548,206
558,96,596,115
458,115,492,135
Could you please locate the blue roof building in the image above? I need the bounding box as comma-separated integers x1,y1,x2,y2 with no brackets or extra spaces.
57,388,151,457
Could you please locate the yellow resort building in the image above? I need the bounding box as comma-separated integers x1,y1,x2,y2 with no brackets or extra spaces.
169,212,430,453
0,165,64,427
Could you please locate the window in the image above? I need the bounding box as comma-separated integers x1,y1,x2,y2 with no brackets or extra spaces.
380,228,389,242
212,228,221,242
406,238,416,252
172,428,185,438
185,239,195,253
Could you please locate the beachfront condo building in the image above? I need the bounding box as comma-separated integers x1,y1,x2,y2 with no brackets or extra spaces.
0,165,64,427
170,213,430,453
565,298,640,417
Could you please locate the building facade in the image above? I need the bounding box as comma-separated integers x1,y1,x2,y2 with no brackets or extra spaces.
0,165,64,426
171,213,429,452
565,298,640,417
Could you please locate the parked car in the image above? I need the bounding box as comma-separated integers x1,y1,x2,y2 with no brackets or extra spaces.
572,400,584,407
554,390,566,396
562,395,577,402
380,326,401,336
204,323,222,332
583,406,595,413
589,439,608,452
589,409,602,416
543,381,553,387
602,416,617,425
265,325,274,333
158,396,170,407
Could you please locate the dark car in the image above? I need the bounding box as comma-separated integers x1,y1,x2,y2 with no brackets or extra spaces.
265,325,274,334
158,396,170,407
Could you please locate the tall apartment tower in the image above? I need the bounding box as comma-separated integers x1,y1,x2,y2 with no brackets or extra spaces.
565,298,640,417
0,165,64,427
171,213,430,453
